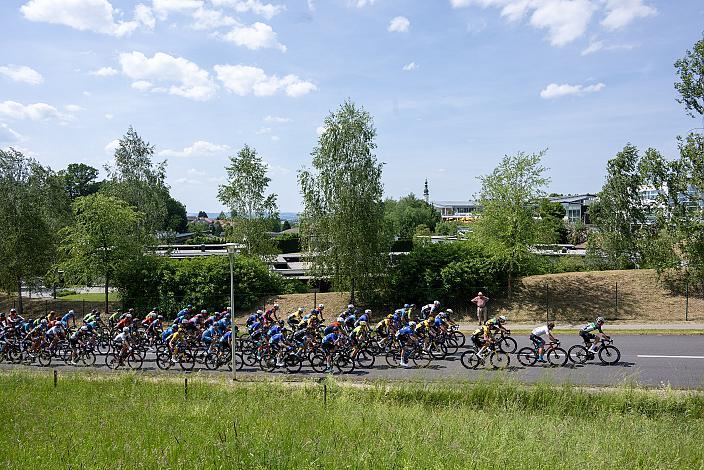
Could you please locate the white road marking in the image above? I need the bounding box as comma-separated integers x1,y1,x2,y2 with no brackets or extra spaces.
637,355,704,359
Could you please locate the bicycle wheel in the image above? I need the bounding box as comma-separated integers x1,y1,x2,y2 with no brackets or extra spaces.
460,350,481,369
498,336,517,354
156,352,173,370
599,345,621,365
81,351,97,367
355,348,375,369
412,349,432,368
516,347,538,366
385,350,400,368
490,351,510,369
285,354,303,374
260,353,277,372
310,352,328,373
568,345,589,364
178,350,195,371
547,347,568,367
128,351,144,370
104,352,120,370
451,330,466,348
335,353,355,374
205,352,221,370
428,342,447,360
38,350,52,367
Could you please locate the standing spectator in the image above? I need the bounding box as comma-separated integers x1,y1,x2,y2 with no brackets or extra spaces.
471,292,489,325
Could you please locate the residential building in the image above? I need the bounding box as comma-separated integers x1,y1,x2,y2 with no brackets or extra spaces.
548,194,597,224
432,200,480,221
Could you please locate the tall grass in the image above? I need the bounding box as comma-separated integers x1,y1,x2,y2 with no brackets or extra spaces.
0,372,702,469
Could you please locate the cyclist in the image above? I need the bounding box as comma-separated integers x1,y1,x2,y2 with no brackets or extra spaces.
287,307,305,328
176,305,192,320
115,313,132,332
201,322,219,350
60,310,76,328
530,322,557,362
375,314,395,348
485,315,509,335
349,321,369,358
338,304,355,322
420,301,441,320
45,320,67,349
263,304,280,326
83,309,99,324
355,309,371,328
168,325,188,363
395,321,418,368
247,310,263,328
68,325,90,365
321,328,342,372
580,317,609,354
113,327,132,365
268,330,288,367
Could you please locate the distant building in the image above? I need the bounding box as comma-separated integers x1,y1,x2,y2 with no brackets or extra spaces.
548,194,597,224
432,200,480,221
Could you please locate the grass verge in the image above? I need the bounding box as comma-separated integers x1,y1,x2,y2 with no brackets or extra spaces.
57,292,120,302
1,372,703,469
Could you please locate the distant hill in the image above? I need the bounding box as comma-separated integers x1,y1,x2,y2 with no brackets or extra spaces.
188,212,299,222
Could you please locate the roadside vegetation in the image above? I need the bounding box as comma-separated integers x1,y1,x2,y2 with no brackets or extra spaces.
1,372,703,469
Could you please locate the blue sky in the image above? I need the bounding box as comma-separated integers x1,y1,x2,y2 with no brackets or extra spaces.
1,0,702,213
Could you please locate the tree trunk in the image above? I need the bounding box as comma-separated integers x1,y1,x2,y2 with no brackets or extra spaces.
17,276,23,316
104,273,109,316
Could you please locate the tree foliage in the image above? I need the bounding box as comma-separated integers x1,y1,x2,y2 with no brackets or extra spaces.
59,194,145,313
58,163,102,200
474,150,549,292
384,193,441,239
674,34,704,119
218,145,279,258
299,101,388,299
102,126,169,233
165,196,188,233
535,198,567,244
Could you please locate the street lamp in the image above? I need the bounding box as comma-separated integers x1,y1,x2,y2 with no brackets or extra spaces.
226,243,237,381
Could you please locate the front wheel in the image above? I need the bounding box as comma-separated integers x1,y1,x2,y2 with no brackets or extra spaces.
412,349,432,368
127,351,144,370
547,347,568,367
335,353,355,374
81,351,97,367
285,354,303,374
178,350,195,371
355,349,375,369
38,350,52,367
599,345,621,365
497,336,517,354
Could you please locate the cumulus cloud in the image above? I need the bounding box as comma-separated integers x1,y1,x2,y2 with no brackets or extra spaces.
211,0,285,20
104,113,114,119
352,0,376,7
388,16,410,32
540,82,605,99
0,100,73,121
191,7,236,29
264,115,291,123
159,140,231,157
0,65,43,85
601,0,656,30
581,38,636,55
402,61,418,71
119,51,217,101
89,66,118,76
221,22,286,52
0,123,23,143
152,0,202,20
21,0,154,36
214,65,316,97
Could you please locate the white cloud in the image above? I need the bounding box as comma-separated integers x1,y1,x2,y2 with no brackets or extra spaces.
581,38,636,55
159,140,230,157
307,0,315,12
388,16,410,32
191,7,236,29
270,135,280,141
540,82,605,99
0,101,72,121
221,22,286,52
352,0,376,7
0,123,23,143
65,104,84,112
119,51,218,101
89,66,118,76
152,0,203,20
21,0,153,36
104,113,114,119
104,139,119,155
134,3,155,28
601,0,656,30
215,65,317,97
0,65,43,85
264,115,291,123
402,61,418,71
257,127,272,134
211,0,285,20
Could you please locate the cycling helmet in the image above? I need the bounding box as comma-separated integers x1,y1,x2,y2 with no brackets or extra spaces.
408,321,417,328
446,309,453,315
80,326,88,331
332,326,339,332
596,316,605,324
187,304,193,309
498,315,507,323
386,314,394,320
364,309,371,314
200,309,207,315
68,309,75,315
347,304,354,309
403,304,410,309
157,315,164,320
298,307,304,313
122,327,130,333
318,303,325,309
256,309,263,315
10,308,16,313
273,303,280,309
433,300,440,306
40,319,48,325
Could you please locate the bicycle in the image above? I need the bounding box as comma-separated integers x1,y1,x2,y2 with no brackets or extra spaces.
516,340,568,367
460,342,510,369
568,338,621,365
105,346,143,370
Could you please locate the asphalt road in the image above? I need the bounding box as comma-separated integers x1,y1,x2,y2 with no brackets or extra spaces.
3,335,704,389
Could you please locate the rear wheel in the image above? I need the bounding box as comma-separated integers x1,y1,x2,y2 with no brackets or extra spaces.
355,348,375,369
178,350,195,371
385,351,400,368
81,350,97,367
460,350,481,369
599,345,621,365
104,353,120,370
517,347,538,366
451,330,466,348
127,351,144,370
335,353,355,374
547,347,568,367
156,352,173,370
38,350,52,367
205,352,221,370
568,345,589,364
429,342,447,360
310,352,328,373
412,349,432,368
285,354,303,374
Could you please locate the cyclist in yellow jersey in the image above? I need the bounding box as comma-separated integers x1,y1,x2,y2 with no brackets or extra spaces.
169,327,187,363
350,321,369,358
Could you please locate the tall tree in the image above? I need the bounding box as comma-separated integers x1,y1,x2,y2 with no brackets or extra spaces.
674,33,704,119
218,145,279,257
587,144,646,268
299,100,388,300
102,126,169,233
384,193,442,239
475,150,549,294
59,163,101,200
59,194,144,314
0,149,64,313
165,196,188,233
